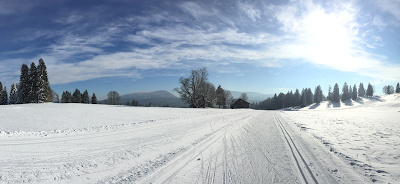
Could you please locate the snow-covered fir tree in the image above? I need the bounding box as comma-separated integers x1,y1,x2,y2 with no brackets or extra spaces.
37,58,51,102
352,84,357,100
72,89,81,103
293,89,300,106
28,62,40,103
366,83,374,97
0,82,3,103
396,83,400,93
92,93,97,104
18,64,30,104
1,86,8,105
82,90,89,104
300,89,307,107
358,83,365,97
327,85,332,101
314,85,323,104
332,83,340,102
9,83,18,104
341,82,349,101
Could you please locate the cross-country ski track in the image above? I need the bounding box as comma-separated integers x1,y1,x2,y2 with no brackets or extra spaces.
0,104,373,183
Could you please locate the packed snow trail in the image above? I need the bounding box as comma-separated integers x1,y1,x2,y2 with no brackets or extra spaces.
136,111,299,183
0,104,369,183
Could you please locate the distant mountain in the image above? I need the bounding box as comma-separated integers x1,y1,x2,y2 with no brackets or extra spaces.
229,91,273,103
118,90,187,107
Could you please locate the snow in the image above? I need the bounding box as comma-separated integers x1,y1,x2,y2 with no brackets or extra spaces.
1,95,399,183
281,94,400,183
0,104,299,183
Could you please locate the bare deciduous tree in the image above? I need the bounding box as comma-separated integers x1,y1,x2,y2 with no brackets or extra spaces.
239,93,248,101
174,67,209,108
107,91,120,105
224,90,233,108
382,85,394,95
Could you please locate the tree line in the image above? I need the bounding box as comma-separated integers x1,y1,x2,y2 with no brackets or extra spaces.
0,59,56,105
255,82,381,110
60,89,97,104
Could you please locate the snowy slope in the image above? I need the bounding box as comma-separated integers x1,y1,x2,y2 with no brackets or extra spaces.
281,94,400,183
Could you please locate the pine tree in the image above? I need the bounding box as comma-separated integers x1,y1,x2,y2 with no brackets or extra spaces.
0,82,2,103
1,86,8,105
82,90,89,104
91,93,97,104
37,59,51,102
333,83,340,102
9,83,18,104
366,83,374,97
349,86,352,100
72,89,81,103
358,83,365,97
215,85,225,108
306,88,313,105
327,85,332,101
18,64,30,104
300,89,307,107
314,85,323,104
341,82,349,101
28,62,39,103
396,83,400,93
352,84,357,100
293,89,300,106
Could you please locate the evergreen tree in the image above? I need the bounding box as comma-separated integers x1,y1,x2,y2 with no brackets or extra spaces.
366,83,374,97
92,93,97,104
18,64,30,104
28,62,39,103
37,58,51,102
396,83,400,93
349,86,352,100
358,83,365,97
0,82,2,103
61,92,66,103
215,85,225,108
300,89,307,107
9,83,18,104
72,89,81,103
306,88,313,105
293,89,300,106
332,83,340,102
314,85,323,104
352,84,357,100
341,82,349,101
1,86,8,105
82,90,89,104
327,85,332,101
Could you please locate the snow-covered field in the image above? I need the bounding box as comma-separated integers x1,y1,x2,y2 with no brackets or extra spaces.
1,95,398,183
282,94,400,183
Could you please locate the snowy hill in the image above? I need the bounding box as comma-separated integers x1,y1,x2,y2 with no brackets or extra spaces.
281,94,400,183
298,94,400,111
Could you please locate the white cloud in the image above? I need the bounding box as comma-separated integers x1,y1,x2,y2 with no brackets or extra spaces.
264,0,400,82
238,2,261,22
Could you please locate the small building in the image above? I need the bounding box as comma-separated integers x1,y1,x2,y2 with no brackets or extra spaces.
230,99,250,109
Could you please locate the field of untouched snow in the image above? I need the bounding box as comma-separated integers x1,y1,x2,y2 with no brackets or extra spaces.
281,94,400,183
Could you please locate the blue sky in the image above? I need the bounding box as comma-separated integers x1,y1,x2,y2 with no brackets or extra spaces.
0,0,399,100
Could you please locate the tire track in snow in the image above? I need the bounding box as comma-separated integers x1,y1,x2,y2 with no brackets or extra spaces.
274,113,319,184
